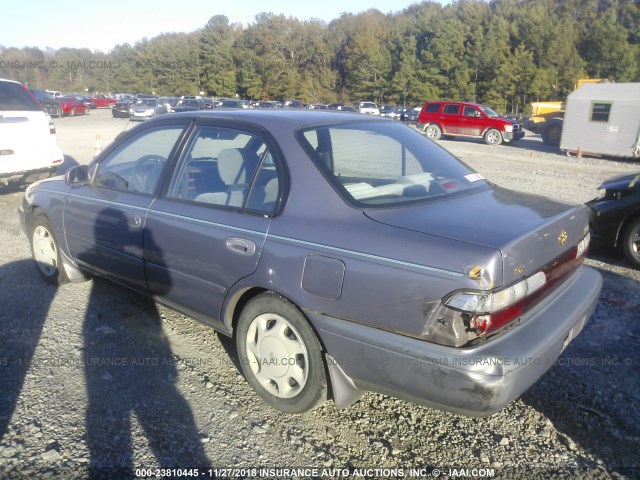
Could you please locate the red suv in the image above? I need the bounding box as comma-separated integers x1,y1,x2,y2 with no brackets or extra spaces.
417,101,525,145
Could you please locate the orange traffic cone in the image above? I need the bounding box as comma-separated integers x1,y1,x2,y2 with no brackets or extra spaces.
577,146,582,159
94,135,102,158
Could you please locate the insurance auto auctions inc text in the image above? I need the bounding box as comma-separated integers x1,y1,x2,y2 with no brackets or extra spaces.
208,467,496,478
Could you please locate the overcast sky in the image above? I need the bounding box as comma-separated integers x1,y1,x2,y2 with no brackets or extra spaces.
3,0,449,53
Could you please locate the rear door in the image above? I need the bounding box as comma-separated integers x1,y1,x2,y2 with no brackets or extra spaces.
144,121,281,328
441,103,462,134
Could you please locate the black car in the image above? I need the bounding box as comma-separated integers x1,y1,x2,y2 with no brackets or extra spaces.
112,98,135,118
173,99,206,113
398,106,419,123
217,99,248,109
587,172,640,267
29,89,63,118
81,96,97,109
201,98,215,109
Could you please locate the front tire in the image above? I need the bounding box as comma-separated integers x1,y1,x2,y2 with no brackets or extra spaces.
236,292,327,413
30,215,69,285
622,218,640,268
484,128,503,145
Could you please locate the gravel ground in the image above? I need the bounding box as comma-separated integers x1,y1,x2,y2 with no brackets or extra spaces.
0,111,638,479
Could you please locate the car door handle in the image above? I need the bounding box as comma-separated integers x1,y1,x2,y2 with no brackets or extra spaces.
123,212,142,228
226,237,256,256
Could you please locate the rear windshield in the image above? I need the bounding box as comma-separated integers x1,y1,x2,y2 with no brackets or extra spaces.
0,82,42,111
297,121,489,208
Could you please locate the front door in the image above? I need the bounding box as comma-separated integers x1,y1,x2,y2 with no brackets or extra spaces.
64,124,185,291
460,105,485,136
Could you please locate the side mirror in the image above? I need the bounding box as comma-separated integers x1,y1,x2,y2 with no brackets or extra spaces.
65,164,90,185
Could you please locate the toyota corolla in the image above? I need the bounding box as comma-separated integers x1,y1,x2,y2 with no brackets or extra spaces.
20,110,602,415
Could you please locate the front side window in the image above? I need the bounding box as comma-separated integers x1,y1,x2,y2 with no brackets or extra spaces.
298,121,489,208
167,126,279,213
591,102,612,122
463,105,480,117
93,126,184,194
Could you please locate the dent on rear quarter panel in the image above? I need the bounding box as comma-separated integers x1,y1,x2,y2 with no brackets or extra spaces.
248,222,499,339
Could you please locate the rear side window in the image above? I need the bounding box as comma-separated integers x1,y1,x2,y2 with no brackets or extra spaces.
425,103,441,113
0,81,41,111
443,104,461,115
167,126,279,213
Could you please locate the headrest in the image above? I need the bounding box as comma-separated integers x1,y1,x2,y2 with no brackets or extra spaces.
217,148,259,185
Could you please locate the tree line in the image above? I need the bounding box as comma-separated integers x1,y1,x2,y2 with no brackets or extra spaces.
1,0,638,115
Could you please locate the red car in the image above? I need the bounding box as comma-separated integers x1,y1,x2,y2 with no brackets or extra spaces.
58,96,89,116
418,101,525,145
91,94,117,108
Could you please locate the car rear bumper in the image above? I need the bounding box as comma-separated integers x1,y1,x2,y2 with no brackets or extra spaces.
0,150,63,181
309,265,602,416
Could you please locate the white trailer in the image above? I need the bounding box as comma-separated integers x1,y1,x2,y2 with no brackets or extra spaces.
560,83,640,158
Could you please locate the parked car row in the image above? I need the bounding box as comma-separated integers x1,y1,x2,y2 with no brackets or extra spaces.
28,90,115,118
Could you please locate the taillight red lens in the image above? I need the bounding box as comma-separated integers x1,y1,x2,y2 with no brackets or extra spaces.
446,234,589,337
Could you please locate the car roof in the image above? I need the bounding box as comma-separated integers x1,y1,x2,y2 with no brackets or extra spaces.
159,109,391,127
0,78,21,85
427,100,483,108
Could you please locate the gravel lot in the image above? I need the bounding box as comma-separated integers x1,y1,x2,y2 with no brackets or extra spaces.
1,110,639,479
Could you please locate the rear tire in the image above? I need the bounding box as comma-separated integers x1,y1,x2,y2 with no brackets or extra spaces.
30,215,69,285
622,218,640,268
424,124,442,140
236,292,327,413
541,118,563,146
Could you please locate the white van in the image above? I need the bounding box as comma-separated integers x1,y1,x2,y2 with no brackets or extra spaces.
357,101,380,115
1,79,64,184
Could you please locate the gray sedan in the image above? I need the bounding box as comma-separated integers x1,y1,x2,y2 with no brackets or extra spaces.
20,110,602,415
129,98,168,121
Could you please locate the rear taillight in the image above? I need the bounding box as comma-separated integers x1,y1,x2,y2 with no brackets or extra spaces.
432,233,589,346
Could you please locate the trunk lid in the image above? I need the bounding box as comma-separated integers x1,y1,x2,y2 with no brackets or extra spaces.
365,186,589,285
